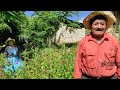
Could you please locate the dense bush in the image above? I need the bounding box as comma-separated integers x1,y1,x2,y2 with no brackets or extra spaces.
0,11,81,79
0,44,78,79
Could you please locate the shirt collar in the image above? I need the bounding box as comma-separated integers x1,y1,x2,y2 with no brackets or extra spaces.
88,32,109,42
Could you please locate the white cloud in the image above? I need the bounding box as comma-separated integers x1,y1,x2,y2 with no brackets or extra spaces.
77,18,84,23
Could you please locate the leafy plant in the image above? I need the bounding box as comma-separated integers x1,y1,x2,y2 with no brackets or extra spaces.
0,44,77,79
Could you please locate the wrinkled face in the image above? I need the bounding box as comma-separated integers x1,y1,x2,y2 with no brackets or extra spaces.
91,19,107,38
8,40,14,46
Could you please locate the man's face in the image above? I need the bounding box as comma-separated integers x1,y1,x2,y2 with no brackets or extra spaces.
91,19,107,37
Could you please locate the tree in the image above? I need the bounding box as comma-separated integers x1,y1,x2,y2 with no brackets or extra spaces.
19,11,81,49
0,11,26,46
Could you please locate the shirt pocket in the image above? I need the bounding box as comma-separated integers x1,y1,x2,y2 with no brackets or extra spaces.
104,49,116,62
83,51,96,68
104,49,116,70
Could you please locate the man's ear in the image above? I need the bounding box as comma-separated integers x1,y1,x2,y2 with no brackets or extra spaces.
89,26,92,30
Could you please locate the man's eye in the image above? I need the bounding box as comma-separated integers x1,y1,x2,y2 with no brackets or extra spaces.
101,23,105,25
93,23,98,25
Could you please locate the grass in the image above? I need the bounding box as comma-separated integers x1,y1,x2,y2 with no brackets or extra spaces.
0,44,78,79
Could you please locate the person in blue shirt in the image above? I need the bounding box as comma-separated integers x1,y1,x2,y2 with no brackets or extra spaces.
4,37,23,72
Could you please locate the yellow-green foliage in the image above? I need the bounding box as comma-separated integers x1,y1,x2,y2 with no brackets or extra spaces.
0,45,77,79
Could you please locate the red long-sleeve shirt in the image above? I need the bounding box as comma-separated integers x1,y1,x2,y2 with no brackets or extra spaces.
73,33,120,79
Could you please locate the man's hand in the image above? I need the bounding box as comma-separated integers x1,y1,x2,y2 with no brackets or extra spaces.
74,78,81,79
73,76,81,79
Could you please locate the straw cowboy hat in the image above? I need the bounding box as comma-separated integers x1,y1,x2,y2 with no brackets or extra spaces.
5,37,15,45
83,11,117,30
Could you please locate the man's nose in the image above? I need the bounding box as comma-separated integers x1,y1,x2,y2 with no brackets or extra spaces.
97,24,102,28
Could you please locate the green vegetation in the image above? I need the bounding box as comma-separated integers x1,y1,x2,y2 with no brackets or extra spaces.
0,44,78,79
0,11,81,79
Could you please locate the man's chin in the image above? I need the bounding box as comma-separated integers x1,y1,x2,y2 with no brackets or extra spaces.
94,33,104,38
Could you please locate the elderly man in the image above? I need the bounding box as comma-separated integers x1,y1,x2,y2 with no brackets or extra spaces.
73,11,120,79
